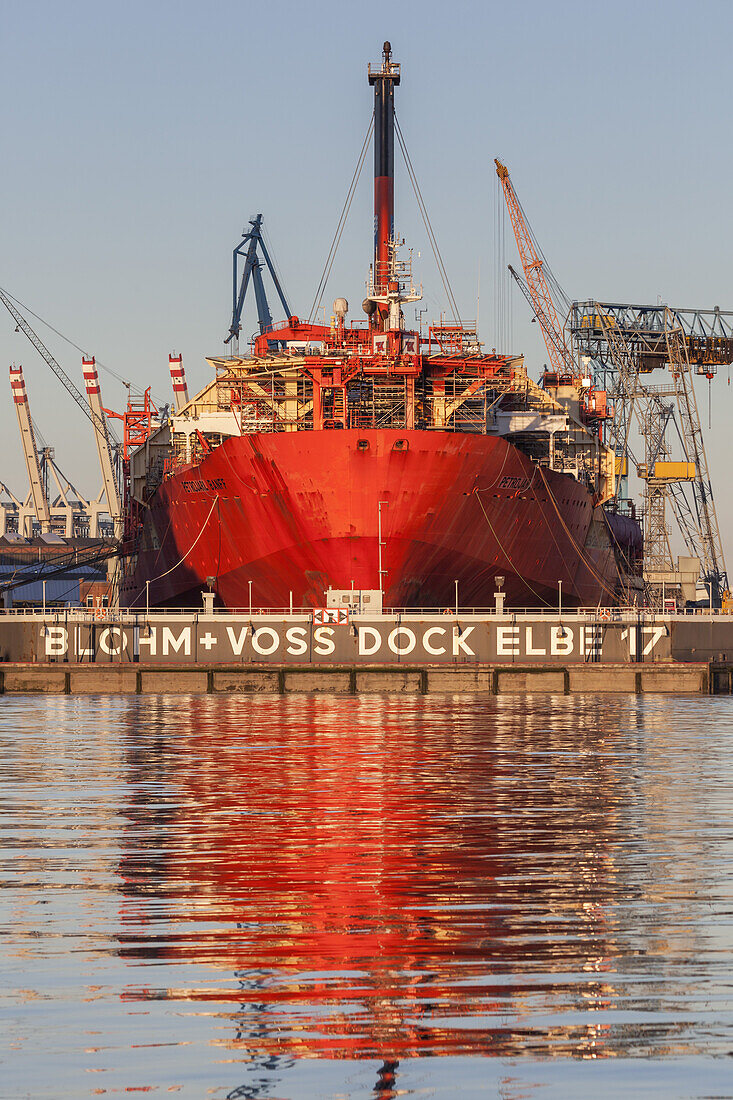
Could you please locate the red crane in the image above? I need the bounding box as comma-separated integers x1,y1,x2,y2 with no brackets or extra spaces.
494,159,576,381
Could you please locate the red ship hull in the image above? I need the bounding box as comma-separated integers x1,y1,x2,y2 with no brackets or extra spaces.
121,429,619,610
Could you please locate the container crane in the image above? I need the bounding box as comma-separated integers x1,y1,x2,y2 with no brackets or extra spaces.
82,358,122,530
8,365,51,535
0,289,122,533
168,354,189,412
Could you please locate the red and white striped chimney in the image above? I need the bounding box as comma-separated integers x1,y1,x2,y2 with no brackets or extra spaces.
169,353,189,413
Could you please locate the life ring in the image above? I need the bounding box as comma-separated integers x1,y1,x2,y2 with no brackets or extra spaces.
599,608,611,621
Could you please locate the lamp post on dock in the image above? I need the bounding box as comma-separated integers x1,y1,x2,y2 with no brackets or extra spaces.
378,500,388,603
455,579,459,616
558,580,562,617
248,580,252,617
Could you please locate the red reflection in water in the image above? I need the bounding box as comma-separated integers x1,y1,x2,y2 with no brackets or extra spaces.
118,695,624,1059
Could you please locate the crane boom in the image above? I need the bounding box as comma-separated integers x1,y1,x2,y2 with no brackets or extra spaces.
507,264,572,374
0,288,119,446
9,365,51,534
82,358,121,524
0,287,121,529
495,160,575,377
168,354,189,412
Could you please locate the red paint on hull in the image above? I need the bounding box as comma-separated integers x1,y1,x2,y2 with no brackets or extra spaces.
121,429,618,610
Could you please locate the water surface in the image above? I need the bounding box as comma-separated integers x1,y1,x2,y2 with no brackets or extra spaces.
2,693,733,1097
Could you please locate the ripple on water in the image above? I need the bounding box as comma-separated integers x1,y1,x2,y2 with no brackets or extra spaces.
2,693,733,1097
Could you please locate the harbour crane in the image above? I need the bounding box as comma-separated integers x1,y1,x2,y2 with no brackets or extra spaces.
495,160,577,380
494,164,728,605
570,302,730,604
8,365,51,535
225,214,292,350
82,358,122,530
0,289,122,531
168,354,189,412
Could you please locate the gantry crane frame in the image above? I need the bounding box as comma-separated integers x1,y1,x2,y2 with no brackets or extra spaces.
494,162,728,605
571,301,728,603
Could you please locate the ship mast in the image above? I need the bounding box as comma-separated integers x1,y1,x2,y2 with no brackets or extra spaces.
368,41,400,329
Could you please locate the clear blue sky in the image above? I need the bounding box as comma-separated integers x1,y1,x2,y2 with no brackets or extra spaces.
1,0,732,549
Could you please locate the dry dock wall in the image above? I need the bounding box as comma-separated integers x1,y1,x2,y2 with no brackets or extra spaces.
0,610,725,694
0,662,710,695
0,611,679,665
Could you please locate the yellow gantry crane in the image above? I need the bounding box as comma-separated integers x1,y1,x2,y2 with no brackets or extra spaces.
571,302,729,604
495,160,729,606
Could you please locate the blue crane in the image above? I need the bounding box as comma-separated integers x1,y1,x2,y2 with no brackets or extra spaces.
225,215,292,348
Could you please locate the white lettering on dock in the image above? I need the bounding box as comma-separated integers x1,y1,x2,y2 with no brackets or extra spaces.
138,626,157,656
453,625,475,656
621,626,665,658
359,626,382,656
43,627,68,657
423,627,446,655
525,626,546,656
100,627,125,655
313,626,335,655
162,626,191,656
252,627,279,655
388,627,416,655
643,626,666,656
226,625,249,655
286,627,308,655
550,626,573,655
496,626,519,655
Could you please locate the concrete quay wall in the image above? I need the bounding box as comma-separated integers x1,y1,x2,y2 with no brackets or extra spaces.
0,610,686,666
2,609,733,693
0,662,710,695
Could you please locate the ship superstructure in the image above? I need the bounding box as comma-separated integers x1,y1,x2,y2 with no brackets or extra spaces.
121,44,637,612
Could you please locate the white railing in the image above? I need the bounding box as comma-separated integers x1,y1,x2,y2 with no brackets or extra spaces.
0,605,725,622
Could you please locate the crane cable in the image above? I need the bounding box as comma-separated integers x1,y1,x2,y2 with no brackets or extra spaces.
394,115,462,326
474,464,625,606
124,494,220,608
0,285,129,388
536,467,622,599
508,188,571,315
476,461,580,600
0,285,169,409
308,113,375,324
472,486,554,607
